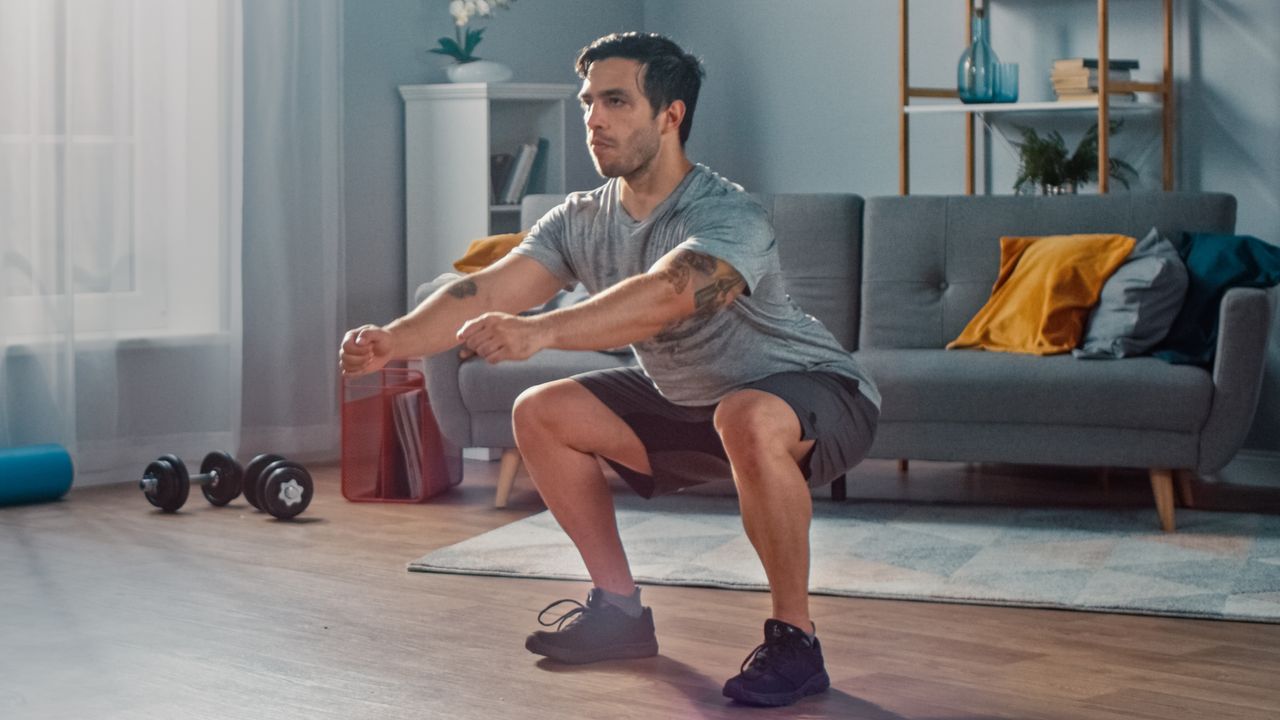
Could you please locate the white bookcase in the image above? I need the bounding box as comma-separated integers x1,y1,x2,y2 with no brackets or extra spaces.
399,82,576,310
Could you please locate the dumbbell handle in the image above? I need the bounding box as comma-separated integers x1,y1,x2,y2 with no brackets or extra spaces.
138,468,225,493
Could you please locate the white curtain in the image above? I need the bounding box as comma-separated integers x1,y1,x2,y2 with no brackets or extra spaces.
240,0,345,462
0,0,244,485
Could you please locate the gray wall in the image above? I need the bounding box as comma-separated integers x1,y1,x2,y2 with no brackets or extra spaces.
343,0,1280,454
343,0,642,329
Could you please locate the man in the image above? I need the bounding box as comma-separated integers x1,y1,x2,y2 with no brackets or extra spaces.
340,32,879,707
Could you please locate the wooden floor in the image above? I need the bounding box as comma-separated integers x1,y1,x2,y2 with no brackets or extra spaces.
4,458,1280,719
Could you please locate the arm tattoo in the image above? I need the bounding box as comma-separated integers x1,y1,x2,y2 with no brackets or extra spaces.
652,251,746,343
693,275,744,319
655,250,717,294
445,279,478,299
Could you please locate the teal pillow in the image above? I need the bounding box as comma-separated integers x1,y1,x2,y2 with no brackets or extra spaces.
1075,228,1188,359
1153,232,1280,366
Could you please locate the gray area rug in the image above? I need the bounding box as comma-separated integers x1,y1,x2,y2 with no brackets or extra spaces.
409,494,1280,622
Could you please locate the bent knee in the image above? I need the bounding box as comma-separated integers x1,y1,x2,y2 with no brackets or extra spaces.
512,379,579,433
513,378,614,436
713,390,801,450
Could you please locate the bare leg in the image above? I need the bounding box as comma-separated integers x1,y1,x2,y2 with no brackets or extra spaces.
512,379,652,596
715,390,816,632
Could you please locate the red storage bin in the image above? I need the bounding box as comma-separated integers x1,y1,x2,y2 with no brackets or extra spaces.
341,368,461,502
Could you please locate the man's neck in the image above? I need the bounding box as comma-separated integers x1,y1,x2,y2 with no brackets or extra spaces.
618,150,694,222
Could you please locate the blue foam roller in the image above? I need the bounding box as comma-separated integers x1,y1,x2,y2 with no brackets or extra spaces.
0,444,75,506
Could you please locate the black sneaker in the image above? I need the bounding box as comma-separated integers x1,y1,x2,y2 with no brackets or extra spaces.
524,589,659,664
722,619,831,707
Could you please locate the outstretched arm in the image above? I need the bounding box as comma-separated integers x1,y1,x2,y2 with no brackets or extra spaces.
456,247,746,363
339,253,564,375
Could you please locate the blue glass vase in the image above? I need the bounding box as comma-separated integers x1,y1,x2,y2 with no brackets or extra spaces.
957,8,999,103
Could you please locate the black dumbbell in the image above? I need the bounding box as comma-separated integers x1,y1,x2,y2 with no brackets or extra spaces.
140,451,243,513
242,453,314,520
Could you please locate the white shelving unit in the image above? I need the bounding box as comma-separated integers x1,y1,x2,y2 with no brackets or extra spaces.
400,82,576,309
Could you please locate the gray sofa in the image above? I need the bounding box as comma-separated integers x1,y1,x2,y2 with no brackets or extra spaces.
421,191,1271,530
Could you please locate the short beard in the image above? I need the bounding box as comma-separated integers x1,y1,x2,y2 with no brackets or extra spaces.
594,152,654,180
591,124,661,179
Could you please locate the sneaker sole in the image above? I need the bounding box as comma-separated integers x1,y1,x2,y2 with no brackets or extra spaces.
722,670,830,707
524,636,659,665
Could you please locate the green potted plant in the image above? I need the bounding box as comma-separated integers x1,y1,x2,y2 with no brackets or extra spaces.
1012,120,1138,195
431,0,517,83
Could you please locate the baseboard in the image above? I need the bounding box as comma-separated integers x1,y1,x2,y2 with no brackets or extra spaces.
1217,449,1280,487
239,423,339,465
462,447,503,461
73,431,239,487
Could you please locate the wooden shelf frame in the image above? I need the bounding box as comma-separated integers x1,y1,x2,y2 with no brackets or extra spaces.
898,0,1175,195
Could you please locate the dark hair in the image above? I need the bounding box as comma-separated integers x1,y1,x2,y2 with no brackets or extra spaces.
575,32,704,146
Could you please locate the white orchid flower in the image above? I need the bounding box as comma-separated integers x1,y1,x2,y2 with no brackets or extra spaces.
449,0,468,26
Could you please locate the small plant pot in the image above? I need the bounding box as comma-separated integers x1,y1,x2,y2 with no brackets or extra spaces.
446,59,513,83
1041,182,1078,195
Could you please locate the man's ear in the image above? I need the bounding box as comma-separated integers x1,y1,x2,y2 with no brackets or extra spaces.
661,99,686,136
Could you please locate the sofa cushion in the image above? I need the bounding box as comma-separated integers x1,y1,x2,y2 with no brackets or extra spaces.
452,231,527,273
458,349,636,413
1154,232,1280,366
854,348,1212,433
757,194,864,350
861,193,1237,349
947,233,1135,355
1075,227,1188,359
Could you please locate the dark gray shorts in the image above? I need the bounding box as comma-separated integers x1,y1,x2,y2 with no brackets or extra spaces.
572,366,879,499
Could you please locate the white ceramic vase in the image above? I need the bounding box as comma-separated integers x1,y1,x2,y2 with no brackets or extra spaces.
445,59,513,83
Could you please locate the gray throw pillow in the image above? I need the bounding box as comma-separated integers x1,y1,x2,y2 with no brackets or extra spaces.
1074,228,1188,359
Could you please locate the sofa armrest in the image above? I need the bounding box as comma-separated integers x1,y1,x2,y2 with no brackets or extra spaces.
1197,287,1273,474
416,274,473,448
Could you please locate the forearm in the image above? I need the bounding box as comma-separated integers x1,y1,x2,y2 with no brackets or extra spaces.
383,275,496,359
529,273,686,352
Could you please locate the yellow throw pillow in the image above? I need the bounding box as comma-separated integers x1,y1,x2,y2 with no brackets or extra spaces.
452,231,529,274
947,233,1136,355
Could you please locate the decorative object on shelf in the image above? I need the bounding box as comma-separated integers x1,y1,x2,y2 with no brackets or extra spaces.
431,0,517,83
993,62,1018,103
445,60,513,83
957,2,999,103
1011,120,1138,195
1051,57,1139,102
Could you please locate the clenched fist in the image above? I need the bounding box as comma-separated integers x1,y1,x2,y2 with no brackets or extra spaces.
457,312,547,364
339,325,395,376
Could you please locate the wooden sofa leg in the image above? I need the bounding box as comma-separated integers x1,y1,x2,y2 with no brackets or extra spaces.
495,448,523,508
1175,469,1196,509
831,474,847,501
897,459,909,474
1149,468,1176,532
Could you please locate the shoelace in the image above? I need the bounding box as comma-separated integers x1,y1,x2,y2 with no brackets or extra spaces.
537,598,591,631
739,640,800,675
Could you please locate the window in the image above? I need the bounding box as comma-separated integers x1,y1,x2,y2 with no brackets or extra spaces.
0,0,234,341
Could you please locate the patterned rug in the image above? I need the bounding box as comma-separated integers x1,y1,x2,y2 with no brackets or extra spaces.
409,494,1280,622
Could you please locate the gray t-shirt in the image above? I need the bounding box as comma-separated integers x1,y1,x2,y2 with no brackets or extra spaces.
511,164,881,409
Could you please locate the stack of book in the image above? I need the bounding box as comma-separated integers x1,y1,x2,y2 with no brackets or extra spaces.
390,388,426,500
1051,58,1138,101
490,137,550,206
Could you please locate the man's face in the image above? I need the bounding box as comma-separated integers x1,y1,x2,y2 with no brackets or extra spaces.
578,57,664,179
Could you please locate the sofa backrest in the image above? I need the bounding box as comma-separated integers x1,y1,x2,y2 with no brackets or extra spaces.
523,192,866,351
521,194,563,229
756,194,864,350
860,192,1238,349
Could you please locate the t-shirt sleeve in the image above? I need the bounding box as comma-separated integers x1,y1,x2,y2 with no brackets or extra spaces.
671,195,774,294
508,202,578,285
